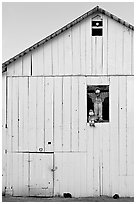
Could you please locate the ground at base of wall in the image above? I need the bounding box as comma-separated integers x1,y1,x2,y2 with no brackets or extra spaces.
2,196,134,202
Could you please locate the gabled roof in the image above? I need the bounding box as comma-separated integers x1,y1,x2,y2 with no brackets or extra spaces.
2,6,134,73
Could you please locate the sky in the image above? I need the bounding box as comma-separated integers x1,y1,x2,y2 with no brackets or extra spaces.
2,2,134,63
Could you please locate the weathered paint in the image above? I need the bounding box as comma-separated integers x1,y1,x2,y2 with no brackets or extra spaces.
2,10,134,198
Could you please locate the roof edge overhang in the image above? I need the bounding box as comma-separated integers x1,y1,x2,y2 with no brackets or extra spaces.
2,6,134,73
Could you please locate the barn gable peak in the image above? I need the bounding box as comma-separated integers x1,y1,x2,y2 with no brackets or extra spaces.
2,5,134,72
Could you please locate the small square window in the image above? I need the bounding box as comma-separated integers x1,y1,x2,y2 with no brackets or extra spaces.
92,28,102,36
87,85,109,123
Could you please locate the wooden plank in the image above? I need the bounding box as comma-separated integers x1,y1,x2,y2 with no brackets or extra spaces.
54,77,63,151
58,33,64,75
22,53,31,76
71,77,78,151
2,74,7,193
96,37,103,75
23,77,29,151
32,45,44,76
72,24,80,75
80,153,87,197
63,77,71,151
127,76,134,176
102,123,110,196
85,18,91,75
86,127,94,196
14,58,23,76
91,37,96,75
119,76,127,175
12,153,19,195
44,77,53,152
18,78,25,151
115,23,123,75
36,77,44,152
12,77,19,151
102,15,108,75
28,77,37,151
52,38,59,75
64,29,72,75
22,153,29,196
107,18,116,75
93,124,100,196
7,63,15,76
109,76,119,195
131,31,134,75
6,77,13,193
78,77,86,151
43,42,52,75
80,21,86,74
123,28,132,75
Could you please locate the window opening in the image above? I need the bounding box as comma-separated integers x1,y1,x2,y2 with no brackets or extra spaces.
87,85,109,124
92,15,103,36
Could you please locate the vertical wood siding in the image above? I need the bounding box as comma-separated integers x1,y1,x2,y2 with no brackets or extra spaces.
4,75,134,197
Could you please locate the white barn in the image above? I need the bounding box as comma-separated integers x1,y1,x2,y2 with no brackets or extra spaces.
2,6,134,197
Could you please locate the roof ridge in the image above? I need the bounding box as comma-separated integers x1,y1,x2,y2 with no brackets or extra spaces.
2,5,134,72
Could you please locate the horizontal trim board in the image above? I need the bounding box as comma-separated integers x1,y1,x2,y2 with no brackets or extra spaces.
6,74,134,78
12,151,54,154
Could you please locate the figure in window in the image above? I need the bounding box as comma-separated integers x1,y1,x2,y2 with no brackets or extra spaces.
88,87,109,122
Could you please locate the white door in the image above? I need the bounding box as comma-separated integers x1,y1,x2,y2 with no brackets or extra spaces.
30,153,53,197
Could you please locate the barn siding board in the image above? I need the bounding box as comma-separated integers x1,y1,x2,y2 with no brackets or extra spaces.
43,42,52,75
115,23,123,75
131,31,134,75
123,28,132,75
54,77,63,151
63,77,71,151
52,38,59,75
72,24,80,75
80,21,86,74
102,124,110,196
71,77,79,151
23,78,29,151
32,45,44,76
119,76,127,175
22,53,31,76
127,76,134,176
58,34,65,75
14,58,22,76
7,63,15,76
102,15,108,75
109,77,119,195
28,77,37,151
44,77,54,152
36,78,45,152
2,74,7,193
107,18,116,75
78,77,86,151
86,127,94,195
64,29,72,75
12,77,19,151
85,18,91,75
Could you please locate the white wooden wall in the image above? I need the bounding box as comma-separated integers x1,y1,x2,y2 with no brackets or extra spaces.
2,12,134,197
3,75,134,197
